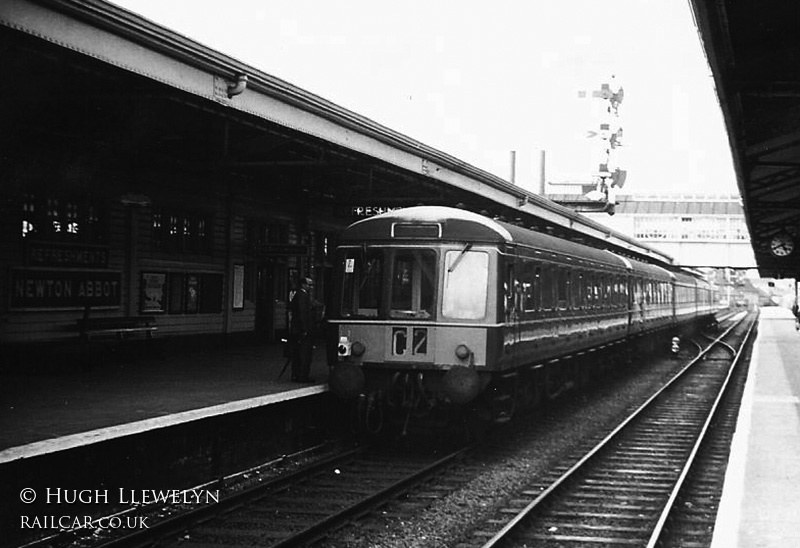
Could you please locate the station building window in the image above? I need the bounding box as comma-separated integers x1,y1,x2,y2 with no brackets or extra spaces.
165,272,223,315
244,220,289,251
21,193,104,242
634,214,750,242
731,217,750,240
242,219,292,304
153,208,213,254
315,231,335,262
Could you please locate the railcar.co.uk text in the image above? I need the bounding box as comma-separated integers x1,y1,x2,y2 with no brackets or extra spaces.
18,487,220,530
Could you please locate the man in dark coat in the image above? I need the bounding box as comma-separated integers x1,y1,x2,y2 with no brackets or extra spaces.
290,277,320,382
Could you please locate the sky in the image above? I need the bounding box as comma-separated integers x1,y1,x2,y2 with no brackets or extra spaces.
109,0,738,197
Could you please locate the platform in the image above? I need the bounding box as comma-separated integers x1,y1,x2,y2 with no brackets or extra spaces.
0,338,331,464
712,306,800,548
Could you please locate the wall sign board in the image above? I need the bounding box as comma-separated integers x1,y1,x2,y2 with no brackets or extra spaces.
140,272,167,313
25,242,110,268
10,268,121,310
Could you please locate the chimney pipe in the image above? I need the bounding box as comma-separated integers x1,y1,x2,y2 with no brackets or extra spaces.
539,149,546,195
510,151,516,184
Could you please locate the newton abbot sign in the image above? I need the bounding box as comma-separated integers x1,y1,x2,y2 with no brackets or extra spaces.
10,269,122,309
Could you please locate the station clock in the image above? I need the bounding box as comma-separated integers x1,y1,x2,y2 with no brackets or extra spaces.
769,232,794,257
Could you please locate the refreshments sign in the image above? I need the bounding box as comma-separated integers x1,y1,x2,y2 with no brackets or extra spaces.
25,242,110,268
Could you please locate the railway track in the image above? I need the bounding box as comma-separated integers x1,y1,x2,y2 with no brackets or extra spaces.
467,311,756,548
17,313,750,548
75,441,472,548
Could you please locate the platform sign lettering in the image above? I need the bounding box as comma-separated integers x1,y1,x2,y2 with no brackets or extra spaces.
10,268,121,309
24,242,110,268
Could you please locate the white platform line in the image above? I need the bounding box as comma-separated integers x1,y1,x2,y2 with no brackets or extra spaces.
0,385,326,464
709,323,761,548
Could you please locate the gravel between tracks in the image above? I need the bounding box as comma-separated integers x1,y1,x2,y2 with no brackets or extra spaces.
326,352,690,548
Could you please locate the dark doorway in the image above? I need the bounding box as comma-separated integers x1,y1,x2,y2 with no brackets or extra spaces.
256,263,276,341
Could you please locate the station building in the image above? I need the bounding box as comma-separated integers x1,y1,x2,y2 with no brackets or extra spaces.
1,0,673,358
580,194,755,270
547,190,754,267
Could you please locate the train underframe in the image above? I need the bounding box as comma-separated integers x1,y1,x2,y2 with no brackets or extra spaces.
342,320,714,438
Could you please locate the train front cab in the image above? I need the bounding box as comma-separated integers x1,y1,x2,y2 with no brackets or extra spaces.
328,209,509,409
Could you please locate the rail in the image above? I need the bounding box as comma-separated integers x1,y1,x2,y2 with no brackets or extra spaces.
479,310,755,547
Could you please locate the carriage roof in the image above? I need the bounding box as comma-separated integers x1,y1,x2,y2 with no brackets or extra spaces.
342,207,707,283
341,206,633,271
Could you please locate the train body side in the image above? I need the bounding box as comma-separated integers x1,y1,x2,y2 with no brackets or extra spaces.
494,242,631,372
328,206,715,405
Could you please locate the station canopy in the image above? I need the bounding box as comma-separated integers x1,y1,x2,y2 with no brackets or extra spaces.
691,0,800,278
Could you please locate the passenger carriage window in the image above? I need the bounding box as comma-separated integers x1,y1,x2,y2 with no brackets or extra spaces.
503,265,514,321
340,249,383,317
390,250,436,319
541,266,555,310
584,273,593,308
442,250,488,320
504,264,524,322
573,271,583,309
633,279,642,307
556,267,569,310
612,277,617,306
591,274,601,308
520,261,539,313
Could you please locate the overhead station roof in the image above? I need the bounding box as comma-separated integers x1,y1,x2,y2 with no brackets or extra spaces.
0,0,674,267
547,194,745,216
612,196,744,216
690,0,800,278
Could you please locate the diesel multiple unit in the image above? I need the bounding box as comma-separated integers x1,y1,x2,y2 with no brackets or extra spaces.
328,207,717,429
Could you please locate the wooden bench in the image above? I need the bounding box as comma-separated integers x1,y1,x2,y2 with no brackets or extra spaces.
77,316,158,363
77,316,158,341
